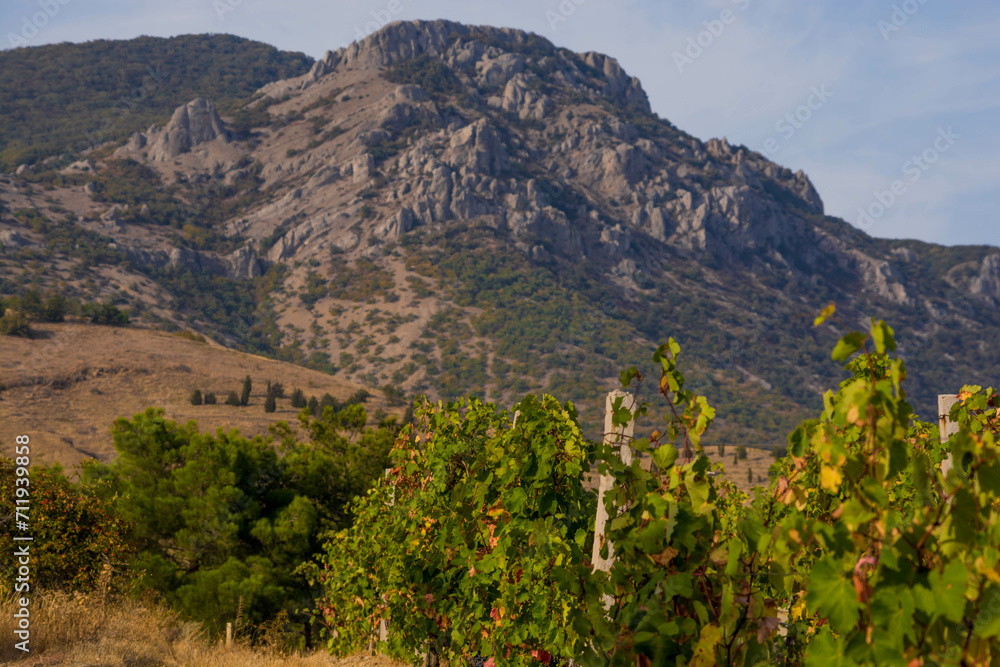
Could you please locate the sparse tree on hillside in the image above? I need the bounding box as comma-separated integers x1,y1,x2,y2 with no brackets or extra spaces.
84,301,130,326
264,388,276,414
226,390,240,406
240,375,251,406
320,393,340,413
290,388,306,408
0,309,31,337
189,389,203,406
42,293,66,322
346,389,370,406
204,392,217,405
307,396,319,417
21,289,43,319
381,385,404,406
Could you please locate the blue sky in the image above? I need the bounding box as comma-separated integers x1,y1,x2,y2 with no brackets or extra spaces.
4,0,997,248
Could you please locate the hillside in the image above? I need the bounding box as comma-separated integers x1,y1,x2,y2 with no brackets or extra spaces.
0,34,313,170
0,322,396,469
1,20,997,444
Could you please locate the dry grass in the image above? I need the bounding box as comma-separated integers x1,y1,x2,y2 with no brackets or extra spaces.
0,589,402,667
0,323,400,470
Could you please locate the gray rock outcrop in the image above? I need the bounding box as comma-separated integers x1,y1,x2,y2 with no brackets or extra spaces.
147,98,229,161
970,254,1000,304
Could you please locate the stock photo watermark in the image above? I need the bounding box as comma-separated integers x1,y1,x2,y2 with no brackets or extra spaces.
877,0,931,41
545,0,588,31
762,85,833,156
7,0,72,49
856,126,959,230
672,0,752,74
213,0,244,20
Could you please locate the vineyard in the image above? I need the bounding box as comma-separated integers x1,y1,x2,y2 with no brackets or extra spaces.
307,312,1000,666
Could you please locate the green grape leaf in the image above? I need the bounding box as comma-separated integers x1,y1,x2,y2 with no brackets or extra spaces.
653,443,679,470
871,320,896,354
807,556,862,634
804,626,855,667
886,438,908,480
976,585,1000,637
832,332,868,362
929,559,968,623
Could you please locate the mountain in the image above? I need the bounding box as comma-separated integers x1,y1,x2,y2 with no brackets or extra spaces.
1,20,997,443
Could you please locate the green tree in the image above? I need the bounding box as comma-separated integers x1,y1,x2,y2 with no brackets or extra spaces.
346,389,370,406
264,390,277,413
320,393,340,412
20,289,43,319
84,301,130,326
381,385,405,406
204,392,217,405
43,293,66,322
189,389,203,406
0,309,30,337
290,388,306,408
307,396,319,416
225,390,240,406
88,406,397,636
240,375,252,406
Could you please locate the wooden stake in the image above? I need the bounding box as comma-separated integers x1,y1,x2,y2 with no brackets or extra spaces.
226,622,233,647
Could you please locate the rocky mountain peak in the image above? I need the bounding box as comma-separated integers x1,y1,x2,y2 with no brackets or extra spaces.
280,19,650,114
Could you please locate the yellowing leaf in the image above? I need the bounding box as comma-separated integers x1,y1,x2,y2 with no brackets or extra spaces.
790,597,807,621
846,404,860,424
690,624,723,667
976,557,1000,586
814,302,836,326
821,466,843,492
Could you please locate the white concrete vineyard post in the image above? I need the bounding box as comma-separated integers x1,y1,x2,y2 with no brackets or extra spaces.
226,622,233,647
939,394,959,475
379,467,393,644
592,390,636,610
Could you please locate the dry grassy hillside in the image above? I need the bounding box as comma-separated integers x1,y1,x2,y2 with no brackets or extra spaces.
0,323,397,469
705,446,781,493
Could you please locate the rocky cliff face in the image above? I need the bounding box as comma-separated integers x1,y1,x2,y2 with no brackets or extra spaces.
1,19,996,441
